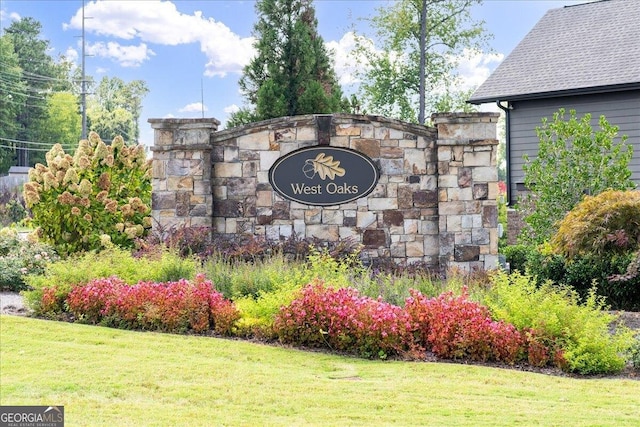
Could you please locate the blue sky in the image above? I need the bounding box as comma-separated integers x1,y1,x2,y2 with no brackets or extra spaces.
0,0,589,147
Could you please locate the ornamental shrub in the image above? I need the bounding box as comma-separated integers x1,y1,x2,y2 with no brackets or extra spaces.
485,271,635,374
65,274,239,335
274,280,412,359
519,108,634,244
502,244,534,274
404,288,524,364
23,132,152,255
551,190,640,259
0,227,57,291
23,246,196,316
525,246,640,310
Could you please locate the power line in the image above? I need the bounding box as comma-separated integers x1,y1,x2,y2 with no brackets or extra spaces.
0,136,77,148
0,143,75,153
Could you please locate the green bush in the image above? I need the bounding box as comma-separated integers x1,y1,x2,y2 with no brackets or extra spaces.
234,286,301,338
23,246,196,315
519,108,634,244
23,132,152,256
0,228,57,291
0,187,27,226
630,336,640,371
524,243,571,285
525,245,640,311
502,244,534,274
484,271,635,375
552,190,640,259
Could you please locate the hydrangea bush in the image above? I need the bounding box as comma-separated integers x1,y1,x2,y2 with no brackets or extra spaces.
0,227,57,291
23,132,152,255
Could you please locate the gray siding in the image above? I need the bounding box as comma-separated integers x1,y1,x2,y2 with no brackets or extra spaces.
508,90,640,203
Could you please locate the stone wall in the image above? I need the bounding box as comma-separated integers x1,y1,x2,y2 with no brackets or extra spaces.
148,118,219,230
149,113,500,272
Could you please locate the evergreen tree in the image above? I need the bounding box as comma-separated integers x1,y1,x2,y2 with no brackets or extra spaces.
232,0,344,125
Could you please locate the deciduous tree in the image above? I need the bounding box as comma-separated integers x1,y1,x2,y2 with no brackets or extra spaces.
352,0,489,124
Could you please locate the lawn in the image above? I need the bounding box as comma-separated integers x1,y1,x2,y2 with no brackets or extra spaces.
1,315,639,426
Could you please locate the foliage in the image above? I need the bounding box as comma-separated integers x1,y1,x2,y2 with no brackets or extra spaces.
39,92,82,147
502,244,533,274
484,271,635,374
630,336,640,371
135,225,216,259
87,77,149,144
23,246,196,315
1,17,74,170
551,190,640,259
356,269,442,307
234,286,301,339
274,280,412,359
0,36,25,174
23,132,152,255
232,0,345,125
65,274,239,335
351,0,490,123
519,108,635,244
0,186,27,226
524,245,640,311
0,227,57,291
609,250,640,299
225,107,259,129
405,288,524,364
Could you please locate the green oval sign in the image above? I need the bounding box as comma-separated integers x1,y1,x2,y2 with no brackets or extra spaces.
269,146,380,206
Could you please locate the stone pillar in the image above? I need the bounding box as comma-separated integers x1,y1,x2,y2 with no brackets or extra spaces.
148,118,219,232
432,112,500,271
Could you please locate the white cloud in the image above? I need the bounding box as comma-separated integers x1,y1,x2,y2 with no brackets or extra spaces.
178,102,208,113
455,49,504,92
85,41,155,67
0,9,20,21
63,47,79,63
65,1,254,75
326,32,367,87
223,104,240,114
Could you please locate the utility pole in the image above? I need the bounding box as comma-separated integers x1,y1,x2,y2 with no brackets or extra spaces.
81,0,87,139
418,0,427,125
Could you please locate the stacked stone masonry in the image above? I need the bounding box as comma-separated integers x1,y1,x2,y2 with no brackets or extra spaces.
149,113,500,272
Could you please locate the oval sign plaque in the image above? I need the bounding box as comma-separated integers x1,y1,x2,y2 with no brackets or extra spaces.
269,146,380,206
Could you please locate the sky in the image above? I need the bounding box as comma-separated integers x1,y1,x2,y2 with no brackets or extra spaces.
0,0,590,148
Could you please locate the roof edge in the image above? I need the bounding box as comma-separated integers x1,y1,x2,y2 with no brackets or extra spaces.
468,82,640,105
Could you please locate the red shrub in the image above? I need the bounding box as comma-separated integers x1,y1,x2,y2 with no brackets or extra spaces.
274,280,412,358
405,288,525,363
64,274,239,334
40,286,65,315
66,276,125,323
524,329,566,368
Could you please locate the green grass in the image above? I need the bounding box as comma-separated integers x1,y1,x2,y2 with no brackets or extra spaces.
2,315,639,427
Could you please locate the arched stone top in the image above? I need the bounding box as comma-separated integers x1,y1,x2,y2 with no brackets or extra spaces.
212,113,437,143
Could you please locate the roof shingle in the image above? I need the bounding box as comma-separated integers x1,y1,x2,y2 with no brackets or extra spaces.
469,0,640,104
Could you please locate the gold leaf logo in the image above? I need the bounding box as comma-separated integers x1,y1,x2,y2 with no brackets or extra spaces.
303,153,346,180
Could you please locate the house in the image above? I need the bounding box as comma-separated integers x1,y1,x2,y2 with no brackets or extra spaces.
468,0,640,205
